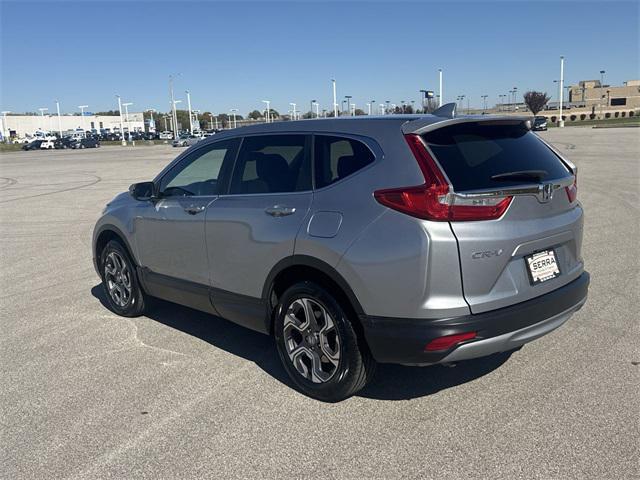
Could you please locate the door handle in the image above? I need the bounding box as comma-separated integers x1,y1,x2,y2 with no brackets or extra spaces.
184,205,206,215
265,205,296,217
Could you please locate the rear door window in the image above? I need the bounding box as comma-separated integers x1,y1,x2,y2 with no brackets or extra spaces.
314,135,374,188
229,134,311,194
423,121,571,191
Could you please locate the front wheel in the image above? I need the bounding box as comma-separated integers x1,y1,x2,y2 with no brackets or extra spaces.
274,282,376,402
100,240,146,317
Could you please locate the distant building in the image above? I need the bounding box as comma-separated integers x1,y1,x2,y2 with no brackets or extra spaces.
569,79,640,108
2,113,145,138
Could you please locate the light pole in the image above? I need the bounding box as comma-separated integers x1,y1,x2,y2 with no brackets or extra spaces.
172,100,182,132
262,100,270,123
230,109,238,128
192,109,200,132
420,89,427,111
481,95,488,113
169,74,180,140
331,79,338,117
312,100,320,118
209,113,214,130
289,103,297,120
163,115,169,131
371,99,375,115
54,100,62,137
116,95,126,145
38,108,48,132
1,111,10,142
146,108,156,135
122,103,132,142
438,68,443,106
366,103,371,115
558,56,564,126
344,96,352,116
513,87,518,111
185,90,193,134
599,69,606,119
385,100,390,114
77,105,88,135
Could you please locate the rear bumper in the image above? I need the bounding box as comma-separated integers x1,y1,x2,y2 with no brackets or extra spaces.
360,271,589,365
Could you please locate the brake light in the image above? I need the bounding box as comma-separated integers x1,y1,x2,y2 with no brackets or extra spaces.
424,332,477,351
565,173,578,203
373,134,512,221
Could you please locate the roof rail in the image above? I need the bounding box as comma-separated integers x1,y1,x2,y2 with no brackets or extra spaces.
431,102,456,118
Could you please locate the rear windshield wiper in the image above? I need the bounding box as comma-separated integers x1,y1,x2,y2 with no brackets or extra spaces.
491,170,548,182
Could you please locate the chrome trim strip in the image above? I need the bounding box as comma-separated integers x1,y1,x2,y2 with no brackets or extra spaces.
447,176,574,204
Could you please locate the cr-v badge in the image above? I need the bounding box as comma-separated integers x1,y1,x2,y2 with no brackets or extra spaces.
472,249,504,259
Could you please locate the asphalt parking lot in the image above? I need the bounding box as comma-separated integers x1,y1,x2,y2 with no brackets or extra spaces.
1,128,638,479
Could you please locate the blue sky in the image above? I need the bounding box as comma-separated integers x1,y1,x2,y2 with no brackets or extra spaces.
1,1,638,115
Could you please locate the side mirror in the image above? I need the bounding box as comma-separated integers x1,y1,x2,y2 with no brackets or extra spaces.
129,181,156,201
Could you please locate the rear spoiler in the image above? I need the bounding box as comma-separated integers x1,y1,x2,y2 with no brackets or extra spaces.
402,107,534,135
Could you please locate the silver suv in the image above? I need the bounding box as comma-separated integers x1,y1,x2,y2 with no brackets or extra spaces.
93,104,589,401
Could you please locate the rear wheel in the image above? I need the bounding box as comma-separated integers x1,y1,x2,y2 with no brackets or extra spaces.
100,240,146,317
274,282,375,402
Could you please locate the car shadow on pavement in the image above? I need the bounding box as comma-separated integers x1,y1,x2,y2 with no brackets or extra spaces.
92,285,515,402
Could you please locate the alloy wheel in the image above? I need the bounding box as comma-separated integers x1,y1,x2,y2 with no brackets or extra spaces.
283,297,341,383
104,251,132,307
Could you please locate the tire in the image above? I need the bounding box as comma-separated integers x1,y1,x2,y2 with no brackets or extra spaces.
99,240,146,317
274,282,376,402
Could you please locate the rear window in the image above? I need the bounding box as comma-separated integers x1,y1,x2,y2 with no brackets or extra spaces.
422,121,570,191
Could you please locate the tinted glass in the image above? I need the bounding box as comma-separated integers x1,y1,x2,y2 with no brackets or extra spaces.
423,122,571,191
160,139,237,196
230,135,311,194
314,135,374,188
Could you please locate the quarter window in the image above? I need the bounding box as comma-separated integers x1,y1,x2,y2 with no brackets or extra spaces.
160,139,238,197
230,135,311,194
314,135,374,188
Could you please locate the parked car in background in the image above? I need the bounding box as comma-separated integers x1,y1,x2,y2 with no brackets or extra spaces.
40,139,56,149
172,134,201,147
100,132,121,141
72,137,100,149
533,116,548,131
93,104,588,401
54,137,76,149
159,131,173,140
22,140,43,150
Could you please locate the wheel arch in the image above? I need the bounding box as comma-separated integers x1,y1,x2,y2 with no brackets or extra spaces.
94,224,138,274
262,255,365,336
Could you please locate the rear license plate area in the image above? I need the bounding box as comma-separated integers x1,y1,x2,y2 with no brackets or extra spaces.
525,249,560,285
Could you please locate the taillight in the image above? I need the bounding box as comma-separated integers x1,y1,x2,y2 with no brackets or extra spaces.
373,134,512,221
565,173,578,203
424,332,477,352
